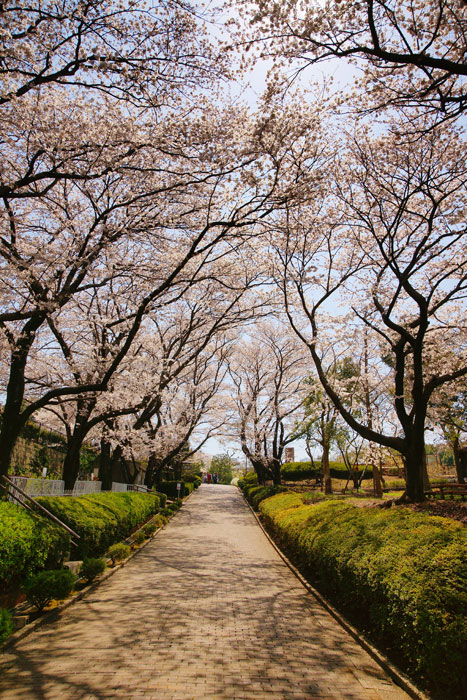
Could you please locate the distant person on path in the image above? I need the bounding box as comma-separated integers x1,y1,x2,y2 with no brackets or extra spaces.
207,472,212,484
213,473,218,484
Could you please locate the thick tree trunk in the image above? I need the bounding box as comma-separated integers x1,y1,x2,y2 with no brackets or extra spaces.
62,400,95,490
62,437,84,491
403,431,427,502
98,437,113,491
144,453,157,489
452,439,466,484
271,459,282,485
0,331,39,497
322,442,332,495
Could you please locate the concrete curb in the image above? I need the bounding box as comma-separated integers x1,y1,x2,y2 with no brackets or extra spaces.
242,492,430,700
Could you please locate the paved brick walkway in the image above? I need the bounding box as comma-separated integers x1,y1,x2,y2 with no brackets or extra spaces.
0,485,411,700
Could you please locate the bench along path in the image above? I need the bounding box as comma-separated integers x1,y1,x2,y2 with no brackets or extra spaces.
1,485,411,700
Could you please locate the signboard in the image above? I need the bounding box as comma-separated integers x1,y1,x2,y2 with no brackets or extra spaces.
177,482,181,493
284,447,295,463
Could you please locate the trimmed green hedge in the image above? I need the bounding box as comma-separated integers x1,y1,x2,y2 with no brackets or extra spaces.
281,460,373,481
0,502,70,588
242,484,288,510
36,492,160,559
157,481,193,499
259,493,467,699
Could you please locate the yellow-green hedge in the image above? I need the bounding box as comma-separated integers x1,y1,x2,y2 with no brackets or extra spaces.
36,491,161,559
259,493,467,699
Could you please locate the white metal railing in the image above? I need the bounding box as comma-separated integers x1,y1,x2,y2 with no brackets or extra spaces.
8,476,65,499
111,481,128,492
70,480,101,495
8,476,147,499
8,476,102,500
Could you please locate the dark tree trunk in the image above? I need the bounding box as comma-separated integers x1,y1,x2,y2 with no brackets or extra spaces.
99,437,113,491
403,430,427,502
0,321,43,497
322,442,332,494
62,399,95,490
271,459,282,485
144,453,157,489
453,441,466,484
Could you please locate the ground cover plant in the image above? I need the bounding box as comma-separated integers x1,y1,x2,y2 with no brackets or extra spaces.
258,491,467,699
36,492,160,559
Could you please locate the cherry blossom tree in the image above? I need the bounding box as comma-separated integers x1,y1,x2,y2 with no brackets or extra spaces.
232,0,467,129
273,125,467,502
227,321,308,484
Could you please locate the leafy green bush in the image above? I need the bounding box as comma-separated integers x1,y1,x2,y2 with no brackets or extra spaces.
154,491,167,508
160,507,173,517
157,481,192,499
107,542,130,564
259,494,467,699
23,569,76,611
0,502,70,588
281,461,320,481
36,492,160,559
243,485,288,510
142,522,157,537
134,530,146,544
80,558,106,582
0,608,13,644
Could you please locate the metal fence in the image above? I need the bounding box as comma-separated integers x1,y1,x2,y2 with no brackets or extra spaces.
8,476,146,501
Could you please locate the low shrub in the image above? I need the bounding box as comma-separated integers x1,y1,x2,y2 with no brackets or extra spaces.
154,491,167,508
23,569,76,611
152,514,167,528
134,530,146,545
160,507,173,517
0,608,13,644
242,485,288,509
167,500,181,511
142,522,157,537
36,492,160,559
80,558,106,582
157,481,192,499
281,461,319,481
259,494,467,699
107,542,130,564
238,472,258,490
0,501,70,589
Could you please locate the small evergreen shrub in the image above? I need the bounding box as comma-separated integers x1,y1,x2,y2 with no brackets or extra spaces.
106,543,130,564
134,531,146,544
80,558,106,582
160,507,173,517
142,522,157,537
0,608,13,644
23,569,76,611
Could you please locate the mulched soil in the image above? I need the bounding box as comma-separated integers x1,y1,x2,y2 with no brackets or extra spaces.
406,500,467,524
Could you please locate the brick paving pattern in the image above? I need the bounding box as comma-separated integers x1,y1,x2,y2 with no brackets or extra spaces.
0,485,411,699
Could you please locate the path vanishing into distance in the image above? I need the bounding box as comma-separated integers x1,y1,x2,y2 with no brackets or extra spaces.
0,485,412,700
